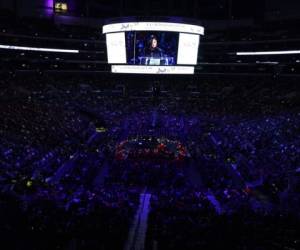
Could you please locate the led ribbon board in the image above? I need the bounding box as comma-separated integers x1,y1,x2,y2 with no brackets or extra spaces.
0,44,79,53
103,22,204,35
237,50,300,56
111,65,194,74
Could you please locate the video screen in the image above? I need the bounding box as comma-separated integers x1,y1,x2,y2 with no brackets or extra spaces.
103,22,205,74
177,33,200,65
106,32,127,64
126,31,179,66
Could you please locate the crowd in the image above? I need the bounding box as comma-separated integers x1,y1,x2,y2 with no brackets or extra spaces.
0,74,299,249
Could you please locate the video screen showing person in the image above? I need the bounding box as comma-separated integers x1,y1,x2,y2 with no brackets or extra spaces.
126,31,179,66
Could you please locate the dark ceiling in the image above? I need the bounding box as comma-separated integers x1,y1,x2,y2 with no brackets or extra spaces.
86,0,300,20
86,0,262,20
0,0,300,21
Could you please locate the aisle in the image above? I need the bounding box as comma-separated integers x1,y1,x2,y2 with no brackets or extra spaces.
92,160,109,186
49,153,78,184
186,160,205,188
206,190,223,215
125,192,152,250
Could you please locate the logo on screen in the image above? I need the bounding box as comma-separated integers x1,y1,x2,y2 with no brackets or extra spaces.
121,24,130,30
156,68,167,74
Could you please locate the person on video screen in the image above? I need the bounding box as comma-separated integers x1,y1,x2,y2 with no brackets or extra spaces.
145,35,163,58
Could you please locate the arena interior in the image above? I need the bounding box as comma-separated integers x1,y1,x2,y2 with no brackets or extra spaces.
0,1,300,249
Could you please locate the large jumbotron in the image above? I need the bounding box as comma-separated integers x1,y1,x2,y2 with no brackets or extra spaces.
103,18,204,74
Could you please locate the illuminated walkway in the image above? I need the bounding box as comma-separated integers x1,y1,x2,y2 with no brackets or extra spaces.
206,190,223,215
125,193,152,250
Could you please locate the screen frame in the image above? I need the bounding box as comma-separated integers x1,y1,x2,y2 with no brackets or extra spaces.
111,65,195,74
103,22,204,35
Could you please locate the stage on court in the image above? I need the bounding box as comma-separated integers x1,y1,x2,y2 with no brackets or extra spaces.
115,136,188,161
